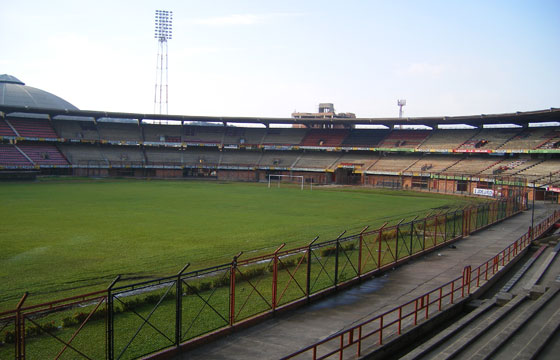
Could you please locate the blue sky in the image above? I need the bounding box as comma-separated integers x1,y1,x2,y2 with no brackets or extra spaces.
1,0,559,118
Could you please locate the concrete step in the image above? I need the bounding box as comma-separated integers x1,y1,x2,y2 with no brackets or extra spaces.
466,284,560,360
399,298,496,360
438,293,530,360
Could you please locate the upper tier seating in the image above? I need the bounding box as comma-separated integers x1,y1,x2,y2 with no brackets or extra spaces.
52,120,100,141
500,128,559,150
183,126,224,144
222,127,266,146
9,118,58,138
143,124,182,143
536,129,560,149
0,119,16,136
299,129,349,147
458,128,522,150
97,122,142,142
342,129,390,147
261,128,307,146
16,144,68,165
0,144,32,166
378,130,431,148
418,129,479,150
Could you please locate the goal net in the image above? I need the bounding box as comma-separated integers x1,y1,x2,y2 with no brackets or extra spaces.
268,174,305,190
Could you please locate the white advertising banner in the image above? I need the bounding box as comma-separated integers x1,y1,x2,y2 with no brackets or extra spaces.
473,188,494,197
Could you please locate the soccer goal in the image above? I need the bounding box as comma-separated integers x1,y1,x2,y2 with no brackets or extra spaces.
268,174,305,190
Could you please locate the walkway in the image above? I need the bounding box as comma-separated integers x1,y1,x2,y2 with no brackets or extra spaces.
172,202,559,360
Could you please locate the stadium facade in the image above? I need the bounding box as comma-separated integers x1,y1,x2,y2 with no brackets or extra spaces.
0,75,559,201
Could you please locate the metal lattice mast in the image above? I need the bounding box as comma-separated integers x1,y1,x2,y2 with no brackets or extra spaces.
154,10,173,114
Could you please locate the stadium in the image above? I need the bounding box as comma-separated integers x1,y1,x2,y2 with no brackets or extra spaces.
1,75,560,360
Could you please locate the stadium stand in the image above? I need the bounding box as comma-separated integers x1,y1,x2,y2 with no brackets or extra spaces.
300,129,349,147
458,128,522,150
405,154,464,173
219,150,261,167
418,129,479,150
369,154,420,172
145,147,183,165
58,144,107,165
99,145,145,164
0,144,33,166
52,119,99,141
341,129,391,147
16,143,68,165
181,148,221,166
9,118,58,138
257,150,302,168
499,127,559,150
378,130,431,148
293,152,342,169
183,125,224,144
445,156,502,175
143,123,182,143
261,128,307,146
0,118,17,136
97,121,142,142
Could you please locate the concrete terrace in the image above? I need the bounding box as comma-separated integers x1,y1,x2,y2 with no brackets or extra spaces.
170,202,559,360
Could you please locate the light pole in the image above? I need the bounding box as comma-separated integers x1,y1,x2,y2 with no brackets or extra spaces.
154,9,173,114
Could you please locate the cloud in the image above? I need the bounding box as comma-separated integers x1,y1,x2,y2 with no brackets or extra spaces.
191,13,303,26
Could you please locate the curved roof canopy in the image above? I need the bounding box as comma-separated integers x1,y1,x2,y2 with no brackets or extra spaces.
0,74,78,111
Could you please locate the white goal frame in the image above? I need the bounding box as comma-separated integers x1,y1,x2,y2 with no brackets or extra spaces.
268,174,305,190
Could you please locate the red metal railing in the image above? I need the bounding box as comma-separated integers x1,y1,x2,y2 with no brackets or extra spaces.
279,274,468,360
280,208,559,360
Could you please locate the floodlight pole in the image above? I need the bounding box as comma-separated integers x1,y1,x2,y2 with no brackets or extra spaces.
154,10,173,115
397,99,407,119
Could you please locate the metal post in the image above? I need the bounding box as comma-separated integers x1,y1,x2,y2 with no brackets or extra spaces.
272,244,286,310
175,263,190,346
306,237,319,301
358,226,369,276
334,231,346,287
106,275,121,360
531,182,535,241
230,252,242,325
15,292,28,360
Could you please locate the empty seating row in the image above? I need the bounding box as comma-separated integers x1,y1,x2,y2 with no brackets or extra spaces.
9,118,58,138
0,119,16,136
299,129,349,147
0,144,32,166
378,130,431,148
16,144,68,165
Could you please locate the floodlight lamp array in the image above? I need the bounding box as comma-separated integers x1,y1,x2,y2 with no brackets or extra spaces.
154,10,173,41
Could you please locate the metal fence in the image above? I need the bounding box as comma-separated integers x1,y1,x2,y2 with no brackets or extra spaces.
0,194,537,360
280,207,560,360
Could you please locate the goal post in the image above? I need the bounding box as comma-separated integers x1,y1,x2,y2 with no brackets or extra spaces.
268,174,305,190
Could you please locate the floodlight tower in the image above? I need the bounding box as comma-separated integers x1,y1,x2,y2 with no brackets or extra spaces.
154,10,173,114
397,99,406,118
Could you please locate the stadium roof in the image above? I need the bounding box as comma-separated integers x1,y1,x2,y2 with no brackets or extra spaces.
0,74,79,111
0,104,558,128
0,76,557,127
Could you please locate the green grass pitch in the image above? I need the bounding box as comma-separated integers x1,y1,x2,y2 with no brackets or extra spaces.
0,179,480,310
